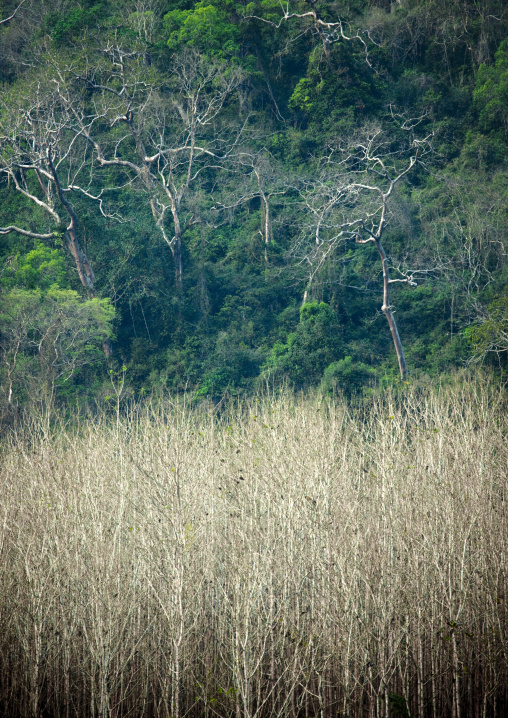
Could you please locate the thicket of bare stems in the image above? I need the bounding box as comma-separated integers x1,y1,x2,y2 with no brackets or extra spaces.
0,380,507,718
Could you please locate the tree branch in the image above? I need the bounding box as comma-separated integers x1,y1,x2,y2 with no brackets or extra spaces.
0,226,54,239
0,0,28,26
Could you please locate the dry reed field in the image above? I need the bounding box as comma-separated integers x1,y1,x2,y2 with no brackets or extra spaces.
0,380,507,718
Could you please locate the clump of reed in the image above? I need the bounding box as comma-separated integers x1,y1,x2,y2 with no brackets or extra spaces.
0,379,506,718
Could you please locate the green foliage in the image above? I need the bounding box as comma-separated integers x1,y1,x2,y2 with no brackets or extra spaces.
44,2,110,46
288,42,384,133
263,302,344,387
474,38,508,139
164,1,242,58
1,244,68,291
388,692,411,718
320,355,378,397
0,251,115,407
460,130,506,170
466,295,508,359
195,346,261,399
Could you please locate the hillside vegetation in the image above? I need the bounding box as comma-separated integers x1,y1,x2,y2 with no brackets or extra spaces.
1,0,508,410
0,381,507,717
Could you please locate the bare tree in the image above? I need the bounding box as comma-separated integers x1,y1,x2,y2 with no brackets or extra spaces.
294,128,431,379
0,76,98,291
239,152,287,264
52,46,244,294
0,73,122,356
0,287,114,410
416,176,508,351
211,149,288,264
1,384,507,717
468,296,508,361
246,0,375,66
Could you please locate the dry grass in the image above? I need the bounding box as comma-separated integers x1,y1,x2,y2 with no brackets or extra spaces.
0,379,507,718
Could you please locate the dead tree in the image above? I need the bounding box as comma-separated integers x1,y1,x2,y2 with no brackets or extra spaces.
211,149,287,264
53,46,244,294
295,128,431,379
246,0,375,67
0,78,97,290
0,77,116,354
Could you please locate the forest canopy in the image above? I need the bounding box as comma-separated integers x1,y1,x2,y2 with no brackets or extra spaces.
1,0,507,410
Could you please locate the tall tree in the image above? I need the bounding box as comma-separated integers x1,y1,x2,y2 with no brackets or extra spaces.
295,128,431,379
52,45,245,294
0,73,98,290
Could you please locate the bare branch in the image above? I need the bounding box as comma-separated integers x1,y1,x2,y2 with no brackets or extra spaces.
245,1,374,66
0,226,54,239
292,128,432,378
0,0,28,26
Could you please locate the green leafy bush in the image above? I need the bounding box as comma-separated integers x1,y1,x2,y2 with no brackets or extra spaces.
320,355,378,397
264,302,344,387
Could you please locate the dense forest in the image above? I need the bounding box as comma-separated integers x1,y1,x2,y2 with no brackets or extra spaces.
1,0,508,408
